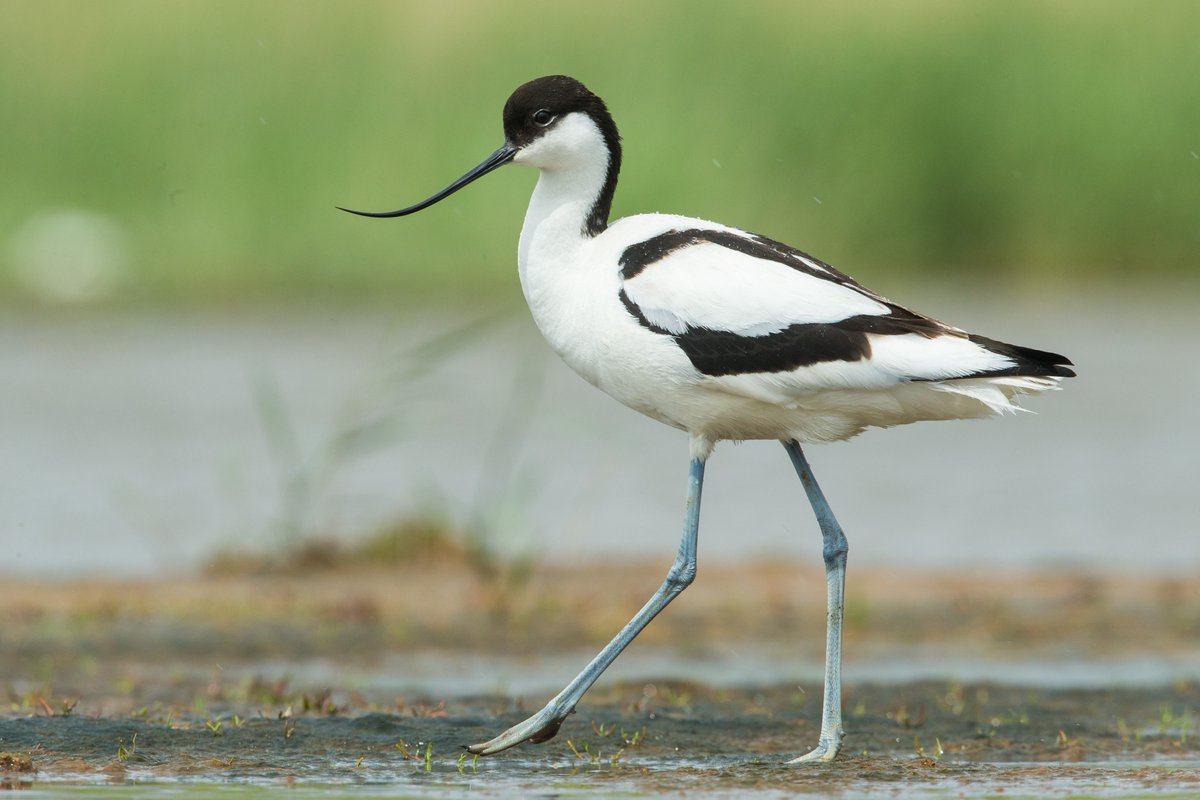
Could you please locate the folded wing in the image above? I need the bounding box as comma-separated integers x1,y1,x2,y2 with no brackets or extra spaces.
618,227,1074,400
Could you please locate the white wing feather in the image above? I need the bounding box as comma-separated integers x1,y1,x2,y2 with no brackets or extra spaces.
622,241,889,335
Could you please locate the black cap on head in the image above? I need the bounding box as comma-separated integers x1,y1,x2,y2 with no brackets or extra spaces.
502,75,622,235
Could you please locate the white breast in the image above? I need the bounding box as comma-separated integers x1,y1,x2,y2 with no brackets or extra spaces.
519,216,703,429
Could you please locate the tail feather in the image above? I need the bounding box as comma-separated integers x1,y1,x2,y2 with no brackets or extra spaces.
967,334,1076,379
933,327,1072,418
931,374,1062,415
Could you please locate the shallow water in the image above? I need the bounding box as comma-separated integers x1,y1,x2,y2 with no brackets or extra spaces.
6,292,1198,799
5,682,1199,798
3,290,1198,578
181,646,1200,704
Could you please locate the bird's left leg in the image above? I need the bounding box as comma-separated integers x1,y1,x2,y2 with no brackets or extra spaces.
782,439,848,763
466,455,707,755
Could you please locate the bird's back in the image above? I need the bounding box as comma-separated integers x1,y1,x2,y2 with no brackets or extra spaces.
531,212,1074,447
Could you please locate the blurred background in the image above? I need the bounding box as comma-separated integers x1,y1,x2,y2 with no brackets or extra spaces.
2,0,1197,579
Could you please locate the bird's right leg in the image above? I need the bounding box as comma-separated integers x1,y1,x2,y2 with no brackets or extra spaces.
465,455,707,755
782,439,848,763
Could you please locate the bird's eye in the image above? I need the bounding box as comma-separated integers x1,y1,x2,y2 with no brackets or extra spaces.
532,109,555,127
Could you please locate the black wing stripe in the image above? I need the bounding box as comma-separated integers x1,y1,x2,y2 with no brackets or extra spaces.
618,228,1076,381
620,228,843,283
623,288,888,376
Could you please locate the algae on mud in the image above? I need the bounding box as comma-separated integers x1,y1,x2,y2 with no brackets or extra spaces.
2,683,1199,795
2,560,1199,795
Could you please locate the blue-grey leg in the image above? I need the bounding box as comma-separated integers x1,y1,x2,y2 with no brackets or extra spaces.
466,456,706,755
782,439,848,763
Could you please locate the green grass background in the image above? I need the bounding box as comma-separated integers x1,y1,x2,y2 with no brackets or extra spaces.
2,0,1197,305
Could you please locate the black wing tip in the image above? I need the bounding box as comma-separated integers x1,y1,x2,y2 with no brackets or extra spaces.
1048,353,1077,378
1016,348,1076,378
968,334,1076,378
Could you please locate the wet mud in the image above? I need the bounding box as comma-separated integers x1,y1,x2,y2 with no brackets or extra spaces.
3,561,1199,796
4,682,1199,796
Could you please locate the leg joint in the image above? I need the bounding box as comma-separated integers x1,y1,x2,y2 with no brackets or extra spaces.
822,531,848,567
664,558,697,592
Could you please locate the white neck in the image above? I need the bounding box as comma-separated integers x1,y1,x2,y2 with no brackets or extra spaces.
516,171,599,273
514,113,613,277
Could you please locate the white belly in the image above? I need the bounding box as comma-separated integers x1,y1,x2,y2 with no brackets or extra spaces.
524,269,1046,450
517,213,1057,454
521,260,853,445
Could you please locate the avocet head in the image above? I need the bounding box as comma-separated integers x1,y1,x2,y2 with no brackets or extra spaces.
338,75,621,233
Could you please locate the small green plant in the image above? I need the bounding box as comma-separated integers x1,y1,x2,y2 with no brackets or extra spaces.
116,733,138,763
591,721,616,737
1157,705,1195,745
566,736,627,766
567,738,604,764
206,718,223,736
1055,729,1083,750
913,735,943,760
621,726,647,747
393,740,434,769
301,689,342,716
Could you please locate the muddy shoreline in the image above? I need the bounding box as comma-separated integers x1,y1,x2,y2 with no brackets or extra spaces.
4,681,1199,794
3,561,1198,794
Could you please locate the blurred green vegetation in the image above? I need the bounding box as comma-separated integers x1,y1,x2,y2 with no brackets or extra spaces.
2,0,1197,305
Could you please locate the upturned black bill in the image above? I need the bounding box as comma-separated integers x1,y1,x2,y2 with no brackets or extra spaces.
337,144,517,219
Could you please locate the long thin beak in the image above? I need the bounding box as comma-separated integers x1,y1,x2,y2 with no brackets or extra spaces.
338,144,518,219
